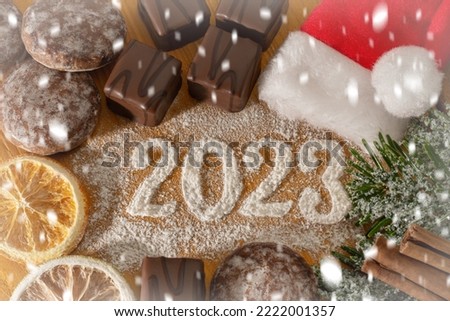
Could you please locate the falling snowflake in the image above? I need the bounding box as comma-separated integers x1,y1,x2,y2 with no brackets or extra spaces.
47,209,58,226
270,292,283,301
8,12,18,28
38,37,47,49
363,245,378,260
147,86,155,98
195,11,204,26
39,231,46,243
63,289,73,301
164,8,171,20
430,93,439,106
372,3,388,32
416,9,422,21
320,257,343,291
394,83,403,99
50,24,61,37
299,72,309,85
302,7,308,17
198,45,206,57
111,0,121,10
345,79,359,106
231,29,238,44
2,180,13,191
49,120,69,143
26,263,37,273
259,7,271,20
221,59,230,72
211,91,217,104
113,38,124,54
38,75,50,89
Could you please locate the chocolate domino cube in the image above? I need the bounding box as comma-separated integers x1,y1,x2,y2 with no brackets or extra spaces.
104,40,181,127
187,26,262,112
216,0,289,51
140,257,206,301
138,0,211,51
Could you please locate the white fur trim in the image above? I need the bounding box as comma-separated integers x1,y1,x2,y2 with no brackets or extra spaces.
258,31,408,146
372,46,443,119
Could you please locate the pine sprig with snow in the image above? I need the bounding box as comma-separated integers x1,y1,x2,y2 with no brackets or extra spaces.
405,106,450,165
344,107,450,256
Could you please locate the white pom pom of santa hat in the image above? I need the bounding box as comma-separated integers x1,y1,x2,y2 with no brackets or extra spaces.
372,46,443,119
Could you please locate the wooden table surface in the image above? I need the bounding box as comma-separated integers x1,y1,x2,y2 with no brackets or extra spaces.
1,0,323,162
3,0,449,162
1,0,449,300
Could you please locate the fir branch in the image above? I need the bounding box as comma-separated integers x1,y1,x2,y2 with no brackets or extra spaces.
341,108,450,270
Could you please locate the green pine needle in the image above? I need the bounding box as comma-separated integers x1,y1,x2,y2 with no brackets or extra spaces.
337,107,450,270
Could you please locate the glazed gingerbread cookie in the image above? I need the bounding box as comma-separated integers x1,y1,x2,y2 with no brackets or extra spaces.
1,59,100,155
21,0,127,71
211,243,319,301
0,0,26,70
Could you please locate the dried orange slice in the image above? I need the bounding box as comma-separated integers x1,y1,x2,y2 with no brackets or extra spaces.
0,156,87,264
0,252,27,300
10,256,134,301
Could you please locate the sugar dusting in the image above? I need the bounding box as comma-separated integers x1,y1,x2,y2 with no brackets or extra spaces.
211,243,318,300
1,59,100,155
0,1,25,66
22,0,127,70
67,84,357,272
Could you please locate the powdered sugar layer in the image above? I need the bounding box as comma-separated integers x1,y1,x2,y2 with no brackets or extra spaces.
66,90,357,272
22,0,127,71
1,59,100,155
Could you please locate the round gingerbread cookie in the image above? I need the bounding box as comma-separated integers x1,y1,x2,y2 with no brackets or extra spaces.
0,0,26,69
21,0,127,71
1,59,100,155
210,243,319,301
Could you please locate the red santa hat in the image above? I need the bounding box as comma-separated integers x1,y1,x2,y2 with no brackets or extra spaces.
301,0,450,70
259,0,449,146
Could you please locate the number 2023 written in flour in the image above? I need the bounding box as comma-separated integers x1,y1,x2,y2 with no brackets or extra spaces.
127,138,351,224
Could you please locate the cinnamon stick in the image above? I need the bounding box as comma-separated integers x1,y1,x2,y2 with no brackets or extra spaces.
400,241,450,274
374,237,450,300
401,224,450,257
361,260,444,301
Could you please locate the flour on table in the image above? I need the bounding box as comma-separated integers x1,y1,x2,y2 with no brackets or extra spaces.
69,91,357,272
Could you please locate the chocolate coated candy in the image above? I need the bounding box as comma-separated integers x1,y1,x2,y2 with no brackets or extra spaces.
216,0,289,51
104,40,181,127
138,0,211,51
140,257,206,301
187,26,262,112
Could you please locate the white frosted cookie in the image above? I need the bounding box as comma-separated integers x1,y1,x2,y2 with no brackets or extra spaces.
0,0,26,69
1,59,100,155
21,0,127,71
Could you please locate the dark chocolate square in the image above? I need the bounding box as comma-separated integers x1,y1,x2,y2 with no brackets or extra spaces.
138,0,211,51
187,26,262,113
140,257,206,301
215,0,289,51
104,40,181,127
